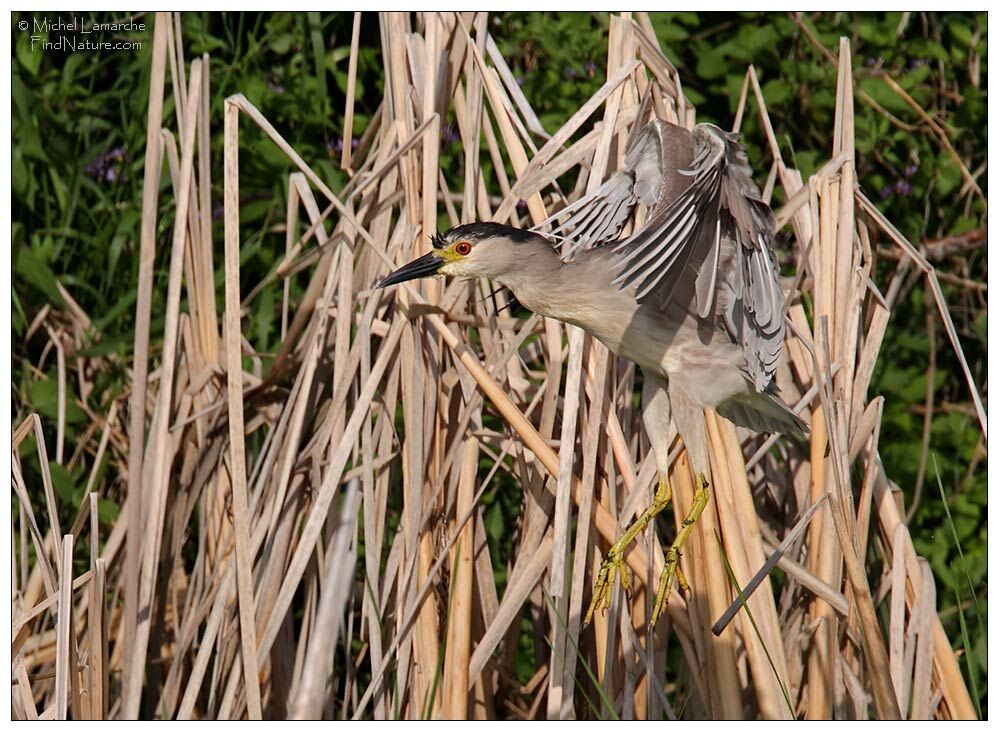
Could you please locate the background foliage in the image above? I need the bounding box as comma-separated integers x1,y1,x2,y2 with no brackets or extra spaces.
11,10,987,713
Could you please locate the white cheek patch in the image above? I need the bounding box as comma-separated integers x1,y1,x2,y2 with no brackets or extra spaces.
440,259,477,279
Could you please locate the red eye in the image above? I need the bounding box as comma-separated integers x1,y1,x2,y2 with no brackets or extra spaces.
455,241,472,255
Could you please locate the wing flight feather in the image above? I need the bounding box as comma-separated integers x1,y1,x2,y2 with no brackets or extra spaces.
535,118,787,390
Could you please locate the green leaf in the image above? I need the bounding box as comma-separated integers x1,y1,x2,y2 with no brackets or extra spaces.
14,245,64,305
12,147,29,199
947,19,973,47
936,156,962,196
26,377,88,424
49,167,70,214
762,78,792,106
270,33,294,54
98,498,120,525
696,50,728,80
48,461,78,505
858,76,910,116
485,501,504,542
27,378,60,421
899,63,931,90
15,33,44,78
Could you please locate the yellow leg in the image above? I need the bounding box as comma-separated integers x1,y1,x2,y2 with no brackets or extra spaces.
585,474,675,626
651,472,710,625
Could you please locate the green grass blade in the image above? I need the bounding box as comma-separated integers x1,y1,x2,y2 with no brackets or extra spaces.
932,454,986,634
951,577,981,719
422,538,464,719
542,587,620,720
714,532,795,719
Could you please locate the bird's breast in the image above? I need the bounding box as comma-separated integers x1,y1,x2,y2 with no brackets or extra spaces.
585,295,751,409
507,251,752,408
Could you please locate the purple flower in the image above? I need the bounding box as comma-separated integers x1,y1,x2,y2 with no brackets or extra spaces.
441,123,460,146
516,199,528,215
879,185,892,200
515,75,525,86
903,164,918,178
327,136,358,157
895,179,911,196
212,203,225,221
564,67,578,81
86,147,129,184
267,72,285,94
584,62,597,77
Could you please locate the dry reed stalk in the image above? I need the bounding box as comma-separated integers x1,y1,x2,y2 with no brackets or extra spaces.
871,460,976,719
341,12,362,173
11,12,981,721
222,96,263,720
442,436,479,718
54,535,74,719
712,493,832,634
670,451,739,718
706,413,791,719
545,326,583,717
123,57,203,719
32,413,62,552
123,17,168,711
803,186,840,720
826,490,901,718
289,482,361,718
11,456,58,599
13,657,38,720
44,325,66,465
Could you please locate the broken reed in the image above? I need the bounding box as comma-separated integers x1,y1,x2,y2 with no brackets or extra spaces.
10,11,982,721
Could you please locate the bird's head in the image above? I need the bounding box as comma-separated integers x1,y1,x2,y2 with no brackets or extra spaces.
378,222,549,289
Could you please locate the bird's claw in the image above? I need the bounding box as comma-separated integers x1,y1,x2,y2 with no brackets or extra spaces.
651,548,681,625
676,564,690,596
584,549,630,626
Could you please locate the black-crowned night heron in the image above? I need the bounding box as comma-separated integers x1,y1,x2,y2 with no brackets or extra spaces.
378,119,805,626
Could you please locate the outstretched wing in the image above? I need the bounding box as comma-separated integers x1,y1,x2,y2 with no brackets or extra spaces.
538,120,785,391
613,123,784,390
714,126,785,390
536,119,694,260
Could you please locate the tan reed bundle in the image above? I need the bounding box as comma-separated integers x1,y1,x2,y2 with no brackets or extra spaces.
11,11,982,720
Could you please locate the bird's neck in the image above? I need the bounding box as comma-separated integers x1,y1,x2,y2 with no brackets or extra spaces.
496,248,631,338
493,243,568,319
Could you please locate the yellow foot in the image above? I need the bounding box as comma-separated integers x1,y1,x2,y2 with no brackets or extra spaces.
676,565,690,595
584,548,631,626
584,473,673,627
651,547,680,625
650,472,710,626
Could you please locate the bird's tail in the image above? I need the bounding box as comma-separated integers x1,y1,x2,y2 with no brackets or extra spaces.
716,391,808,438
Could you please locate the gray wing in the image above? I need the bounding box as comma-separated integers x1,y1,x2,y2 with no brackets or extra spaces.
716,127,785,391
613,123,784,390
535,119,694,260
536,120,784,391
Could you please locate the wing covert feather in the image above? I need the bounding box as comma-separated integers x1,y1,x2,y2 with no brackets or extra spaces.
534,119,787,391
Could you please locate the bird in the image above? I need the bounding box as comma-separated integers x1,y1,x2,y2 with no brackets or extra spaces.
377,118,806,626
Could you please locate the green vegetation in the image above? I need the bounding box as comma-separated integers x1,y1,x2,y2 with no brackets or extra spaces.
11,11,986,714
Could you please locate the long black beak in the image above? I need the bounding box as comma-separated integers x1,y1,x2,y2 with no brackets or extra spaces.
377,251,445,289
